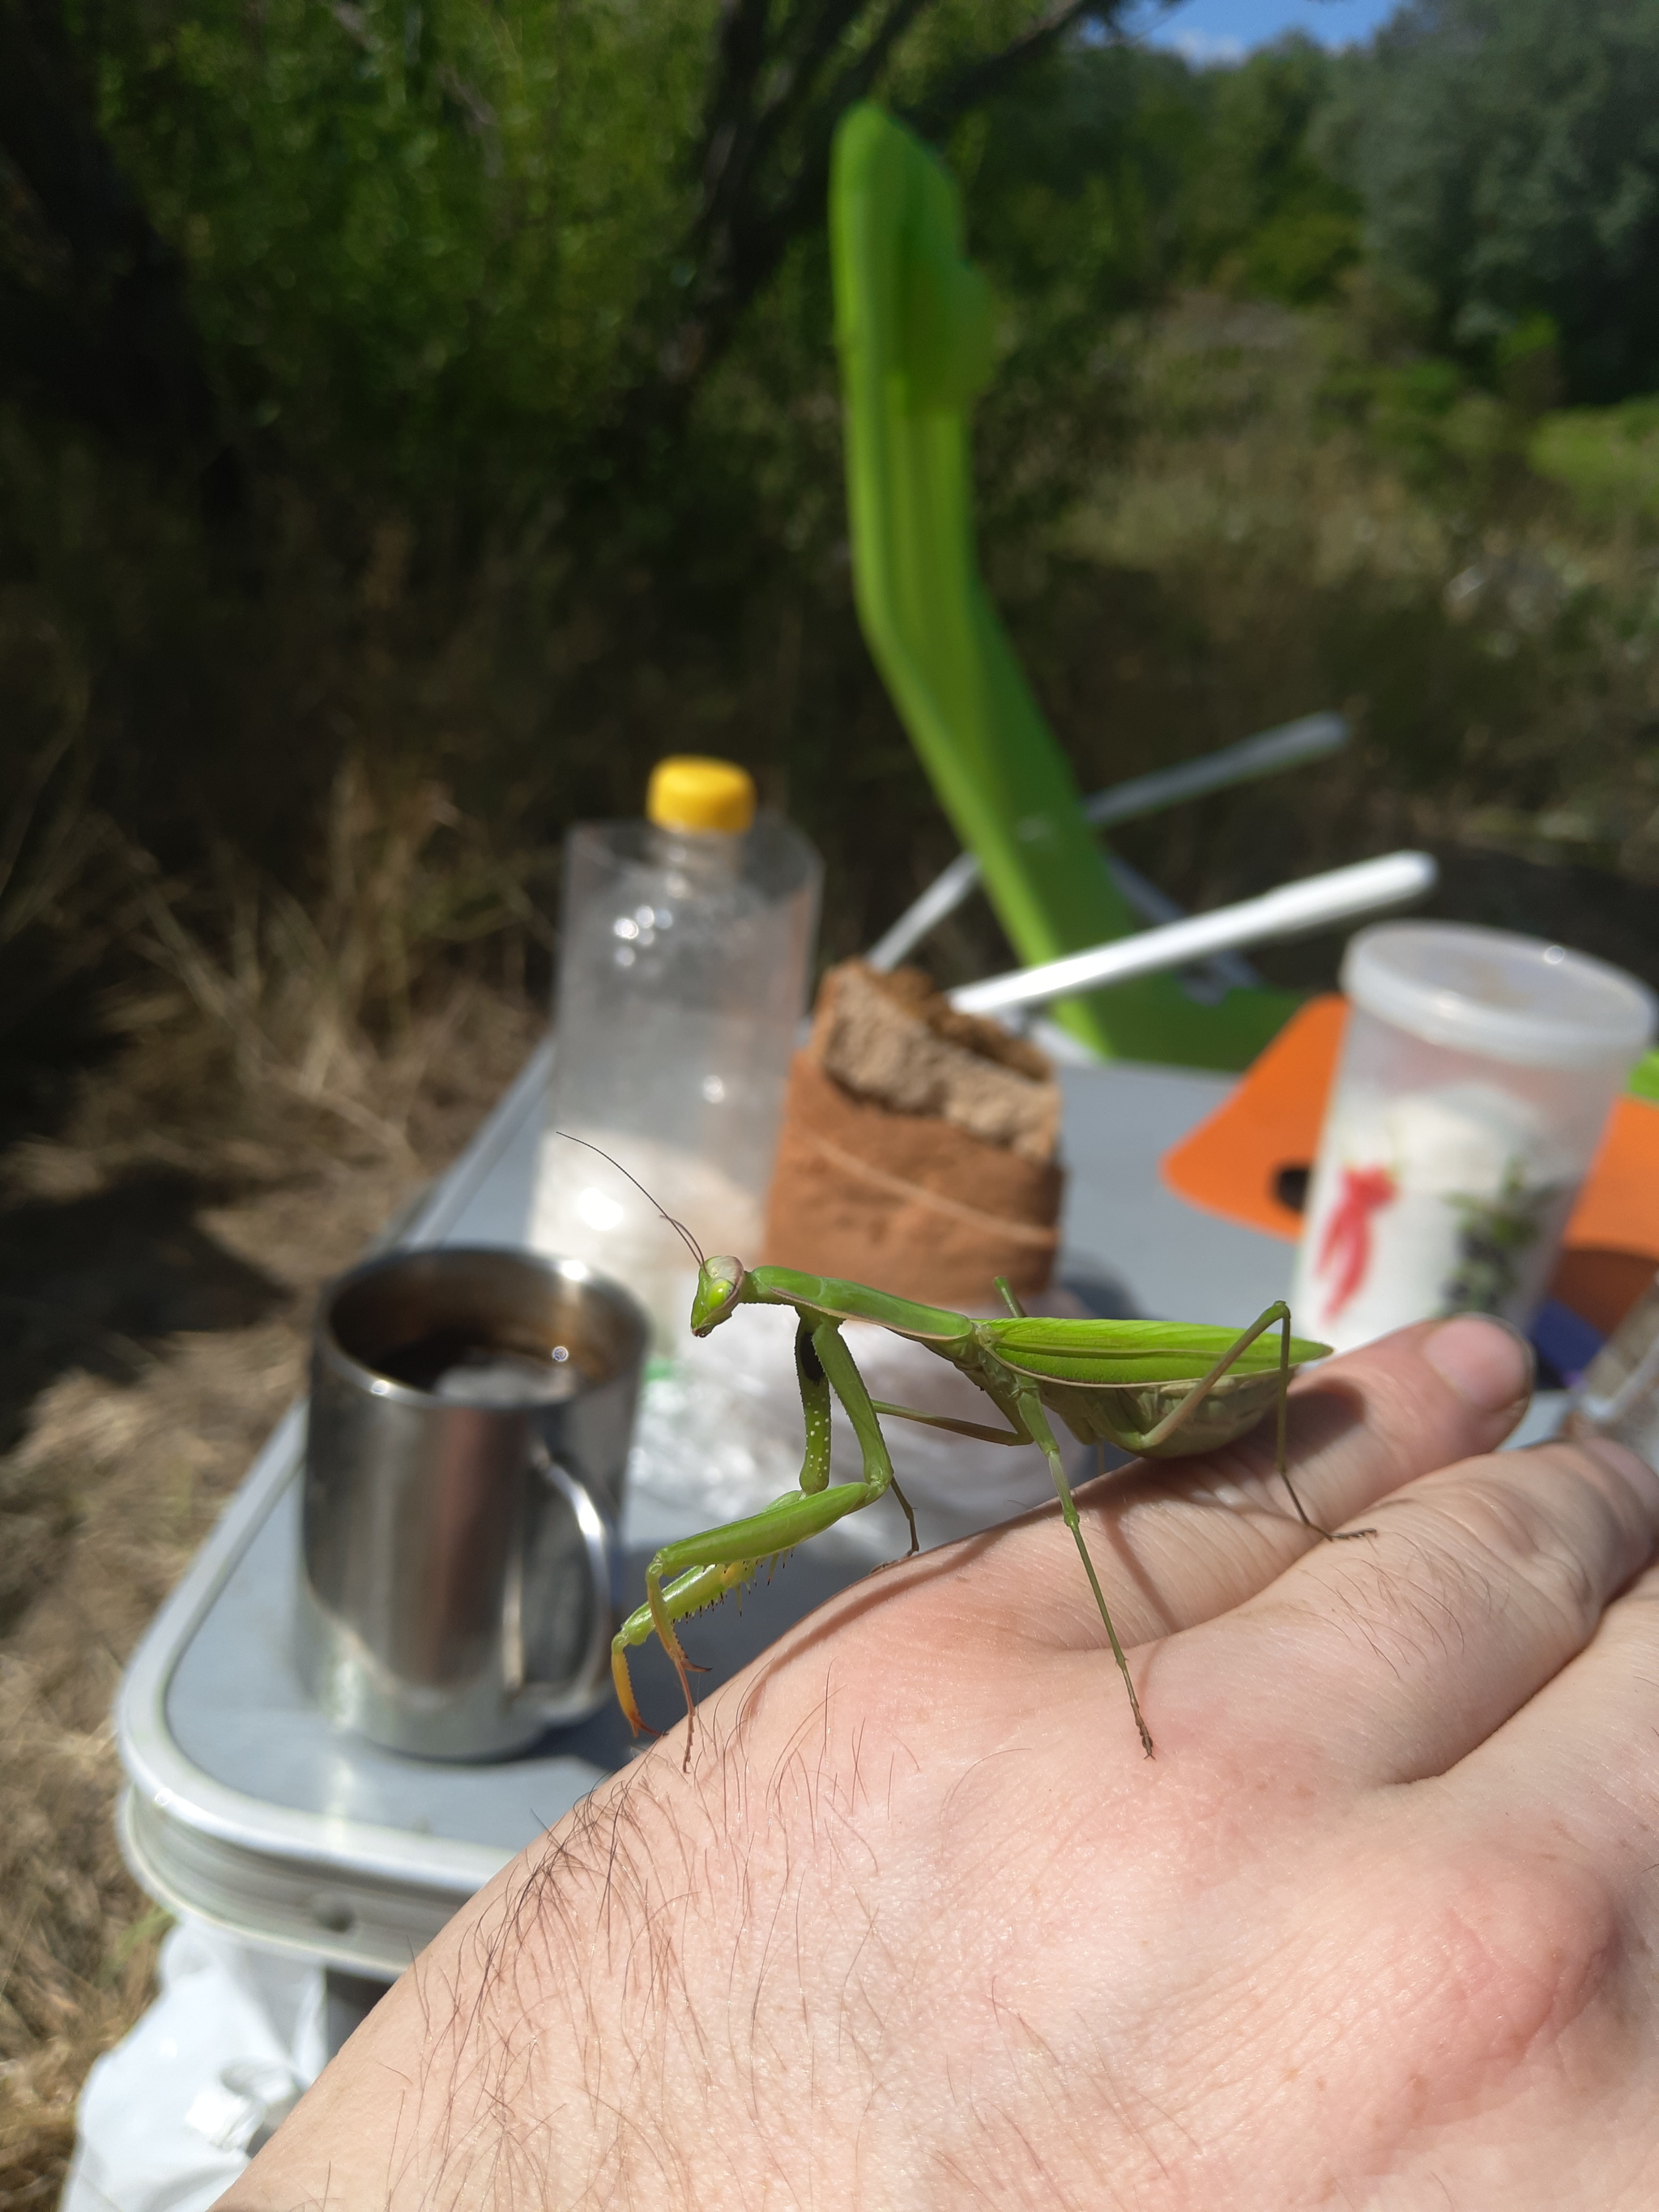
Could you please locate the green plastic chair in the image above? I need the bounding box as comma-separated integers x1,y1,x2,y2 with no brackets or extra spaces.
830,101,1299,1068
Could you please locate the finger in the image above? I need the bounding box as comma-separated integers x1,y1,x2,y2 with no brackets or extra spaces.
1451,1514,1659,1848
1155,1434,1659,1786
948,1312,1536,1650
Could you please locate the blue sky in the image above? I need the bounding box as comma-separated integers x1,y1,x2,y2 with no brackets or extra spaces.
1132,0,1403,62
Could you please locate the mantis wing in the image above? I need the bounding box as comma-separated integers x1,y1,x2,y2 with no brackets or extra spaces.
983,1315,1329,1383
981,1315,1330,1455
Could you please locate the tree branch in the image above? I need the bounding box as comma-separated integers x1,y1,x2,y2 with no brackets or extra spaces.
905,0,1154,137
623,0,1171,460
683,0,928,360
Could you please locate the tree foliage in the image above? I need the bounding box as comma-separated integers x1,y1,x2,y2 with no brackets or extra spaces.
0,0,230,485
3,0,1658,1065
1332,0,1659,403
962,32,1357,327
1179,35,1359,306
2,0,1148,516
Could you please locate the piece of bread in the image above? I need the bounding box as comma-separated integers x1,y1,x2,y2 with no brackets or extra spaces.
811,961,1061,1166
761,961,1064,1305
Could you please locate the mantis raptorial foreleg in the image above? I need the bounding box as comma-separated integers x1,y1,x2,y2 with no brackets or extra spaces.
613,1315,836,1737
811,1321,921,1560
612,1316,919,1760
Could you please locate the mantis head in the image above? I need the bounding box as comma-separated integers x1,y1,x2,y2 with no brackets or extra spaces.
690,1255,747,1336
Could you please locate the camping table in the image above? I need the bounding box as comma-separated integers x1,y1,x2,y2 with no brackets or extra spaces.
115,1040,1563,1998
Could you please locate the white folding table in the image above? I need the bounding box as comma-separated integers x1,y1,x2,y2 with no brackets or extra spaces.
114,1039,1560,1988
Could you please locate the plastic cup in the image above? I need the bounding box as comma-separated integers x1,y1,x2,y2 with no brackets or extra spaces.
1290,923,1656,1353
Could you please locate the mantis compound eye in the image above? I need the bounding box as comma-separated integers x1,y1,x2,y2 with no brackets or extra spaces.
690,1255,746,1336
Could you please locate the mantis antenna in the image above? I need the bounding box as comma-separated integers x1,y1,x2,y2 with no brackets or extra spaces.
554,1131,708,1268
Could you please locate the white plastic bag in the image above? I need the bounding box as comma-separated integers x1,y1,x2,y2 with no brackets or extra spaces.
61,1920,326,2212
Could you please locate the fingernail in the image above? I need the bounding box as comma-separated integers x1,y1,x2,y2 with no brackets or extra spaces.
1425,1313,1535,1414
1580,1434,1659,1515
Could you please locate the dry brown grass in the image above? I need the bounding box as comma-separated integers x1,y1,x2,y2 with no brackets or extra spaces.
0,978,539,2207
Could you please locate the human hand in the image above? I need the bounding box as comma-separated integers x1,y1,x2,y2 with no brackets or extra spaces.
223,1315,1659,2210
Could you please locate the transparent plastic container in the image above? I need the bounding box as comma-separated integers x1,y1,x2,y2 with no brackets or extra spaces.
1570,1270,1659,1466
1291,923,1655,1353
531,759,821,1355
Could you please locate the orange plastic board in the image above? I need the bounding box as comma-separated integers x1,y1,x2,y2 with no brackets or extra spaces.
1563,1093,1659,1255
1160,995,1345,1241
1161,993,1659,1267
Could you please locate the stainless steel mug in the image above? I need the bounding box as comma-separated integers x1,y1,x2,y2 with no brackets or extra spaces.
298,1246,647,1758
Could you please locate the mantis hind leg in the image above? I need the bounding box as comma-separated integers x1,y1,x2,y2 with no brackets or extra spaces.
1017,1383,1154,1759
1139,1303,1372,1542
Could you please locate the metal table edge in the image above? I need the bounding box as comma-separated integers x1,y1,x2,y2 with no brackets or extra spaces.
399,1035,552,1248
113,1036,558,1903
115,1788,467,1980
113,1406,521,1897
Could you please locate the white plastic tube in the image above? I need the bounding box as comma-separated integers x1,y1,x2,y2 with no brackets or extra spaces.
949,851,1438,1017
867,712,1350,972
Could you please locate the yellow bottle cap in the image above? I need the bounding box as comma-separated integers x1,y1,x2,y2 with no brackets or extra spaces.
646,756,756,835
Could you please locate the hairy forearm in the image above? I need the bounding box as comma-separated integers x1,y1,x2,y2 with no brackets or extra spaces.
228,1689,921,2208
228,1668,1118,2210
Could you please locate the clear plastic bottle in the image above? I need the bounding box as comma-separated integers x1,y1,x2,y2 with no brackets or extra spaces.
531,757,821,1355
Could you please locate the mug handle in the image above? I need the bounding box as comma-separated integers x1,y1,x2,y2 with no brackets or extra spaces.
501,1443,615,1715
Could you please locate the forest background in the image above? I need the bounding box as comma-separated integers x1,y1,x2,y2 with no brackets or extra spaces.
5,0,1659,2194
8,0,1659,1081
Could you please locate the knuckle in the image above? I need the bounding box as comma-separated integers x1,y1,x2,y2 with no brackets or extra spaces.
1292,1464,1627,1688
1413,1464,1622,1640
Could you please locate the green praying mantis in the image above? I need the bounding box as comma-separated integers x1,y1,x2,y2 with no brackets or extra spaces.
567,1140,1364,1762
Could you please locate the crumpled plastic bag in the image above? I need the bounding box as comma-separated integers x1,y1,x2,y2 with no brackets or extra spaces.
61,1919,326,2212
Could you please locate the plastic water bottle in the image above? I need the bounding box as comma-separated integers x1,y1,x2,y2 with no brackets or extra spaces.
531,757,821,1355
